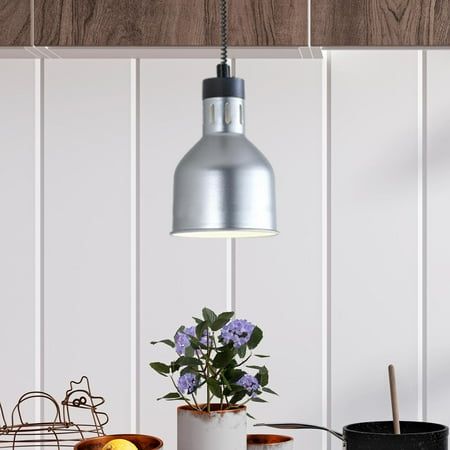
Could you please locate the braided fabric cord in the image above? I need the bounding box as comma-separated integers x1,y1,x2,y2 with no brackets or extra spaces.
220,0,228,65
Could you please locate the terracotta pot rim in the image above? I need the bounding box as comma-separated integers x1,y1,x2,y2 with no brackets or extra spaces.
178,403,246,414
247,434,294,445
74,434,164,450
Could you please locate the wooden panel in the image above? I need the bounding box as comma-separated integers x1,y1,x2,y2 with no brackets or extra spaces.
427,50,450,425
44,60,132,431
139,60,226,449
235,59,323,450
0,0,30,46
34,0,307,46
0,60,35,414
330,51,419,449
312,0,450,46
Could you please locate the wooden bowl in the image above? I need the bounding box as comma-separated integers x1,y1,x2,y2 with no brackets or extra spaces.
247,434,293,449
75,434,163,450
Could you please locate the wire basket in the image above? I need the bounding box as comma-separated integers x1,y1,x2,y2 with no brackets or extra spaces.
0,376,108,449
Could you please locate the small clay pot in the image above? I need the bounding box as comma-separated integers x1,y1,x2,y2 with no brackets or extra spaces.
75,434,164,450
247,434,294,450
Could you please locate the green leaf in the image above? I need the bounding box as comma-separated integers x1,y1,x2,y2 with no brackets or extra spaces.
150,339,175,348
256,366,269,387
193,317,203,324
247,326,263,350
150,362,170,376
246,365,263,370
262,387,278,395
229,383,246,392
211,311,235,331
247,412,256,420
177,356,201,367
255,354,270,358
237,345,246,358
213,349,235,368
251,397,267,403
202,307,218,326
207,378,223,398
196,321,208,339
230,390,246,404
180,366,192,376
175,325,185,335
223,387,232,397
228,359,238,368
157,392,182,401
184,346,195,358
221,374,235,396
225,369,246,383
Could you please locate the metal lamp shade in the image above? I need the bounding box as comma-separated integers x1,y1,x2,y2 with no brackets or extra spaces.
171,133,278,238
171,75,278,238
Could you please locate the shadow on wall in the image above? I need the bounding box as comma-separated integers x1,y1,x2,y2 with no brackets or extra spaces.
338,118,450,201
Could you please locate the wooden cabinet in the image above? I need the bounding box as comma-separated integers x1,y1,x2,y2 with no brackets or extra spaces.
0,0,30,46
312,0,450,46
34,0,307,47
2,0,450,49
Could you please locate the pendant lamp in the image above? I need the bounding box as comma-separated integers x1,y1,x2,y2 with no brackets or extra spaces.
171,0,278,238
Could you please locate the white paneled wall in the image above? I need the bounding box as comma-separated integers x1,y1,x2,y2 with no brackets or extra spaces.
236,59,323,450
43,60,132,431
330,50,420,442
427,51,450,427
0,51,450,450
0,60,35,416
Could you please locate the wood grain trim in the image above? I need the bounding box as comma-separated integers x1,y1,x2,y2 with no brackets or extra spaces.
0,0,31,46
34,0,307,47
312,0,450,46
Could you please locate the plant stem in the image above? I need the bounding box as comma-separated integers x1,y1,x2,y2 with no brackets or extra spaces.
206,331,211,412
239,394,257,407
235,353,253,367
169,374,194,409
219,372,231,409
192,392,200,410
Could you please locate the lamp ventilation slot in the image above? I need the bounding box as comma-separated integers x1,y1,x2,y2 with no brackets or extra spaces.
224,102,231,124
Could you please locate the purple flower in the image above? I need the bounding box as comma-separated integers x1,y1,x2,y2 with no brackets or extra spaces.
197,329,211,346
175,326,210,355
175,326,196,355
178,373,198,394
237,374,260,396
220,319,255,348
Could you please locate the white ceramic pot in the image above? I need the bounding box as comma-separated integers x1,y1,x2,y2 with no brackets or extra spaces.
177,404,247,450
247,434,294,450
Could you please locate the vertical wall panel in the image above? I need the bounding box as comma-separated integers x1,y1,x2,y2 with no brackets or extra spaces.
331,50,419,445
0,60,35,415
44,60,131,431
139,60,226,449
236,59,323,450
2,50,448,450
427,50,450,425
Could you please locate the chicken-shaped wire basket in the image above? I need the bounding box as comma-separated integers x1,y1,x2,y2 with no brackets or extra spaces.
0,376,108,449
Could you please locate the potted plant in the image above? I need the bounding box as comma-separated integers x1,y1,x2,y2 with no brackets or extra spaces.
150,307,276,450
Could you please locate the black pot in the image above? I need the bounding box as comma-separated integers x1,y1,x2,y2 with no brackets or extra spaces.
257,421,449,450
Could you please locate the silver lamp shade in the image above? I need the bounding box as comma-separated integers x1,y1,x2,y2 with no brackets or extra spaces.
171,79,278,238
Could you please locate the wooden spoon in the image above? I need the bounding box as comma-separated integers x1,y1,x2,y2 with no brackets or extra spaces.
388,364,401,434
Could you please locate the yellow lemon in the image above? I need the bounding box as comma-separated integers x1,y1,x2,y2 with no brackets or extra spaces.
102,439,138,450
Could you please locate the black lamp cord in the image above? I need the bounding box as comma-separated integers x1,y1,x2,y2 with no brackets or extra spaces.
220,0,228,65
217,0,231,78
